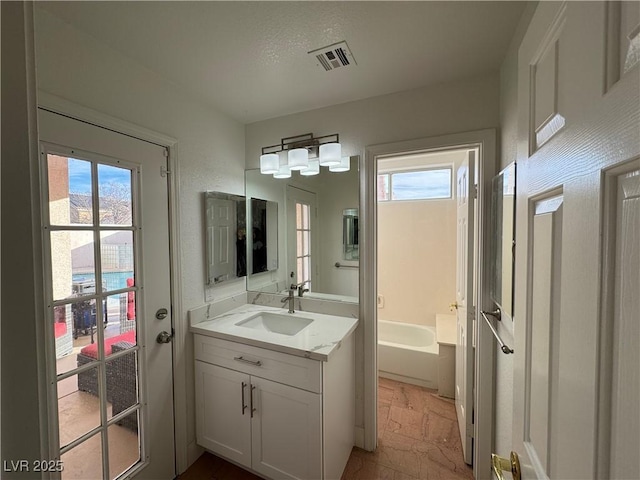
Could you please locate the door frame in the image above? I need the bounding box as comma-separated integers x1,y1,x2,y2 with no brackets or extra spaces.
361,129,497,478
36,92,189,474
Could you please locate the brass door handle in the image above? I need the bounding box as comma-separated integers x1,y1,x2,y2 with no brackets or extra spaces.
492,452,521,480
449,302,459,311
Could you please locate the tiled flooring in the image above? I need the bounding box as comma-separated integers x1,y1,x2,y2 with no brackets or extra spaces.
181,377,473,480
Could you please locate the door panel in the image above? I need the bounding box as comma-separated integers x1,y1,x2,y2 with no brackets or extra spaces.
455,150,475,465
511,2,640,479
39,109,175,479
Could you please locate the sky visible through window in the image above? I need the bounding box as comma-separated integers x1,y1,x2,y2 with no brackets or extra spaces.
378,168,452,201
68,158,131,194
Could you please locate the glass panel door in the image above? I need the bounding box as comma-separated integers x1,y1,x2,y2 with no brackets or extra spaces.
45,152,141,479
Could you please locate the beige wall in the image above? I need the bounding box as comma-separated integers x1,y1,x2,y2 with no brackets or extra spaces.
378,198,456,327
34,7,246,467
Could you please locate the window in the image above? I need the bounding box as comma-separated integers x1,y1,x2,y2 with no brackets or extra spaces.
377,167,452,201
295,202,312,289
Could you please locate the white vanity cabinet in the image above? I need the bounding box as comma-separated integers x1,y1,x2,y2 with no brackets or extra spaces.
194,333,355,480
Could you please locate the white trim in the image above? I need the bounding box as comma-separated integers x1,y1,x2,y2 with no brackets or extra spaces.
35,94,190,475
363,129,497,478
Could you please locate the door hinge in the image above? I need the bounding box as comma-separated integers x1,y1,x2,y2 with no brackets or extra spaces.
161,165,171,177
473,185,478,199
163,148,169,158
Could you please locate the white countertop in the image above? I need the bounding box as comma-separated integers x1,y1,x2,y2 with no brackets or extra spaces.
190,304,359,361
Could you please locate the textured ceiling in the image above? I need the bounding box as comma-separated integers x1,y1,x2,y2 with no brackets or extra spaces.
36,1,527,124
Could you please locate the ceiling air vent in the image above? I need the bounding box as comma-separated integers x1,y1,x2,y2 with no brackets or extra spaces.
308,41,357,72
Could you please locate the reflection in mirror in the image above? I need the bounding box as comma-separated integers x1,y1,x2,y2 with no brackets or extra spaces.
250,198,278,274
343,208,359,260
245,156,359,302
490,163,516,317
204,192,246,285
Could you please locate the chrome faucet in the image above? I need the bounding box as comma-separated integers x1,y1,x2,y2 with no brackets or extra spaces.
281,284,296,314
297,281,310,297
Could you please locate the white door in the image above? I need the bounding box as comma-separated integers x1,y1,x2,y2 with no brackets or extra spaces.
455,150,475,465
507,3,640,479
207,197,236,284
195,362,252,466
286,185,318,290
39,109,176,479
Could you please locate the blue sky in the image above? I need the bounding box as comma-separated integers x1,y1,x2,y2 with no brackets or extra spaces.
68,158,131,193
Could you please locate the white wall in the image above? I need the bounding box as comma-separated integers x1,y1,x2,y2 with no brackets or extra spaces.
494,1,537,459
246,74,501,434
33,8,246,467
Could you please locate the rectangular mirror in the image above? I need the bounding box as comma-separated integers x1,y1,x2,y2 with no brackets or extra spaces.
249,198,278,274
490,162,516,317
204,191,246,285
245,156,359,302
343,208,359,260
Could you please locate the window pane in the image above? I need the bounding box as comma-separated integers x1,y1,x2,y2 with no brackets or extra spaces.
104,293,137,345
109,411,140,479
302,204,310,229
303,231,310,256
53,304,74,367
303,256,310,284
391,169,452,200
106,349,138,421
297,231,303,256
98,164,133,226
101,230,135,294
297,257,303,283
296,203,302,228
377,174,390,201
61,433,103,480
48,156,93,226
51,231,96,301
58,370,101,448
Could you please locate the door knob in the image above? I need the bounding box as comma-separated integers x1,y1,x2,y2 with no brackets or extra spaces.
449,302,459,311
156,330,173,344
492,452,521,480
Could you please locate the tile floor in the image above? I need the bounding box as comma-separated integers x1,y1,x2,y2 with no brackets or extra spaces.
181,377,473,480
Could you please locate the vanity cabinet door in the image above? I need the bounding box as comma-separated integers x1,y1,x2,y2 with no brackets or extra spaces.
250,376,322,480
195,361,252,467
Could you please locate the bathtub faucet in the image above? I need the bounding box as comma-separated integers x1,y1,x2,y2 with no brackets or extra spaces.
295,280,310,297
281,285,296,313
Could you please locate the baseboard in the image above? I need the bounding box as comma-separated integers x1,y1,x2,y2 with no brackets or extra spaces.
354,426,365,449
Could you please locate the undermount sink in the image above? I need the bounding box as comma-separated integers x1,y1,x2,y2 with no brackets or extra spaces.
235,312,313,336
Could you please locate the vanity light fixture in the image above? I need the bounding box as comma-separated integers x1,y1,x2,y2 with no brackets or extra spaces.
329,156,350,172
300,159,320,176
273,153,292,179
260,132,342,177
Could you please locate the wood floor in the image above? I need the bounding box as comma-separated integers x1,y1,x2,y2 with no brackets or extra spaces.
180,377,473,480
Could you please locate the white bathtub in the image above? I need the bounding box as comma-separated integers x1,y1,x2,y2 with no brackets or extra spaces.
378,319,439,389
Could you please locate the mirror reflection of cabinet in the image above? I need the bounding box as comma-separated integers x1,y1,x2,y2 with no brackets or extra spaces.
204,192,247,285
249,198,278,274
343,208,359,261
490,163,516,317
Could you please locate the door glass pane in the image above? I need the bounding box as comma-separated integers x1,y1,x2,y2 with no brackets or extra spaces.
98,164,133,226
61,433,103,480
297,258,303,282
303,231,310,256
296,203,302,227
106,348,138,421
48,156,93,226
297,231,303,255
302,204,310,229
58,370,102,448
108,411,140,479
100,230,135,294
104,293,136,345
51,231,96,302
53,304,74,367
